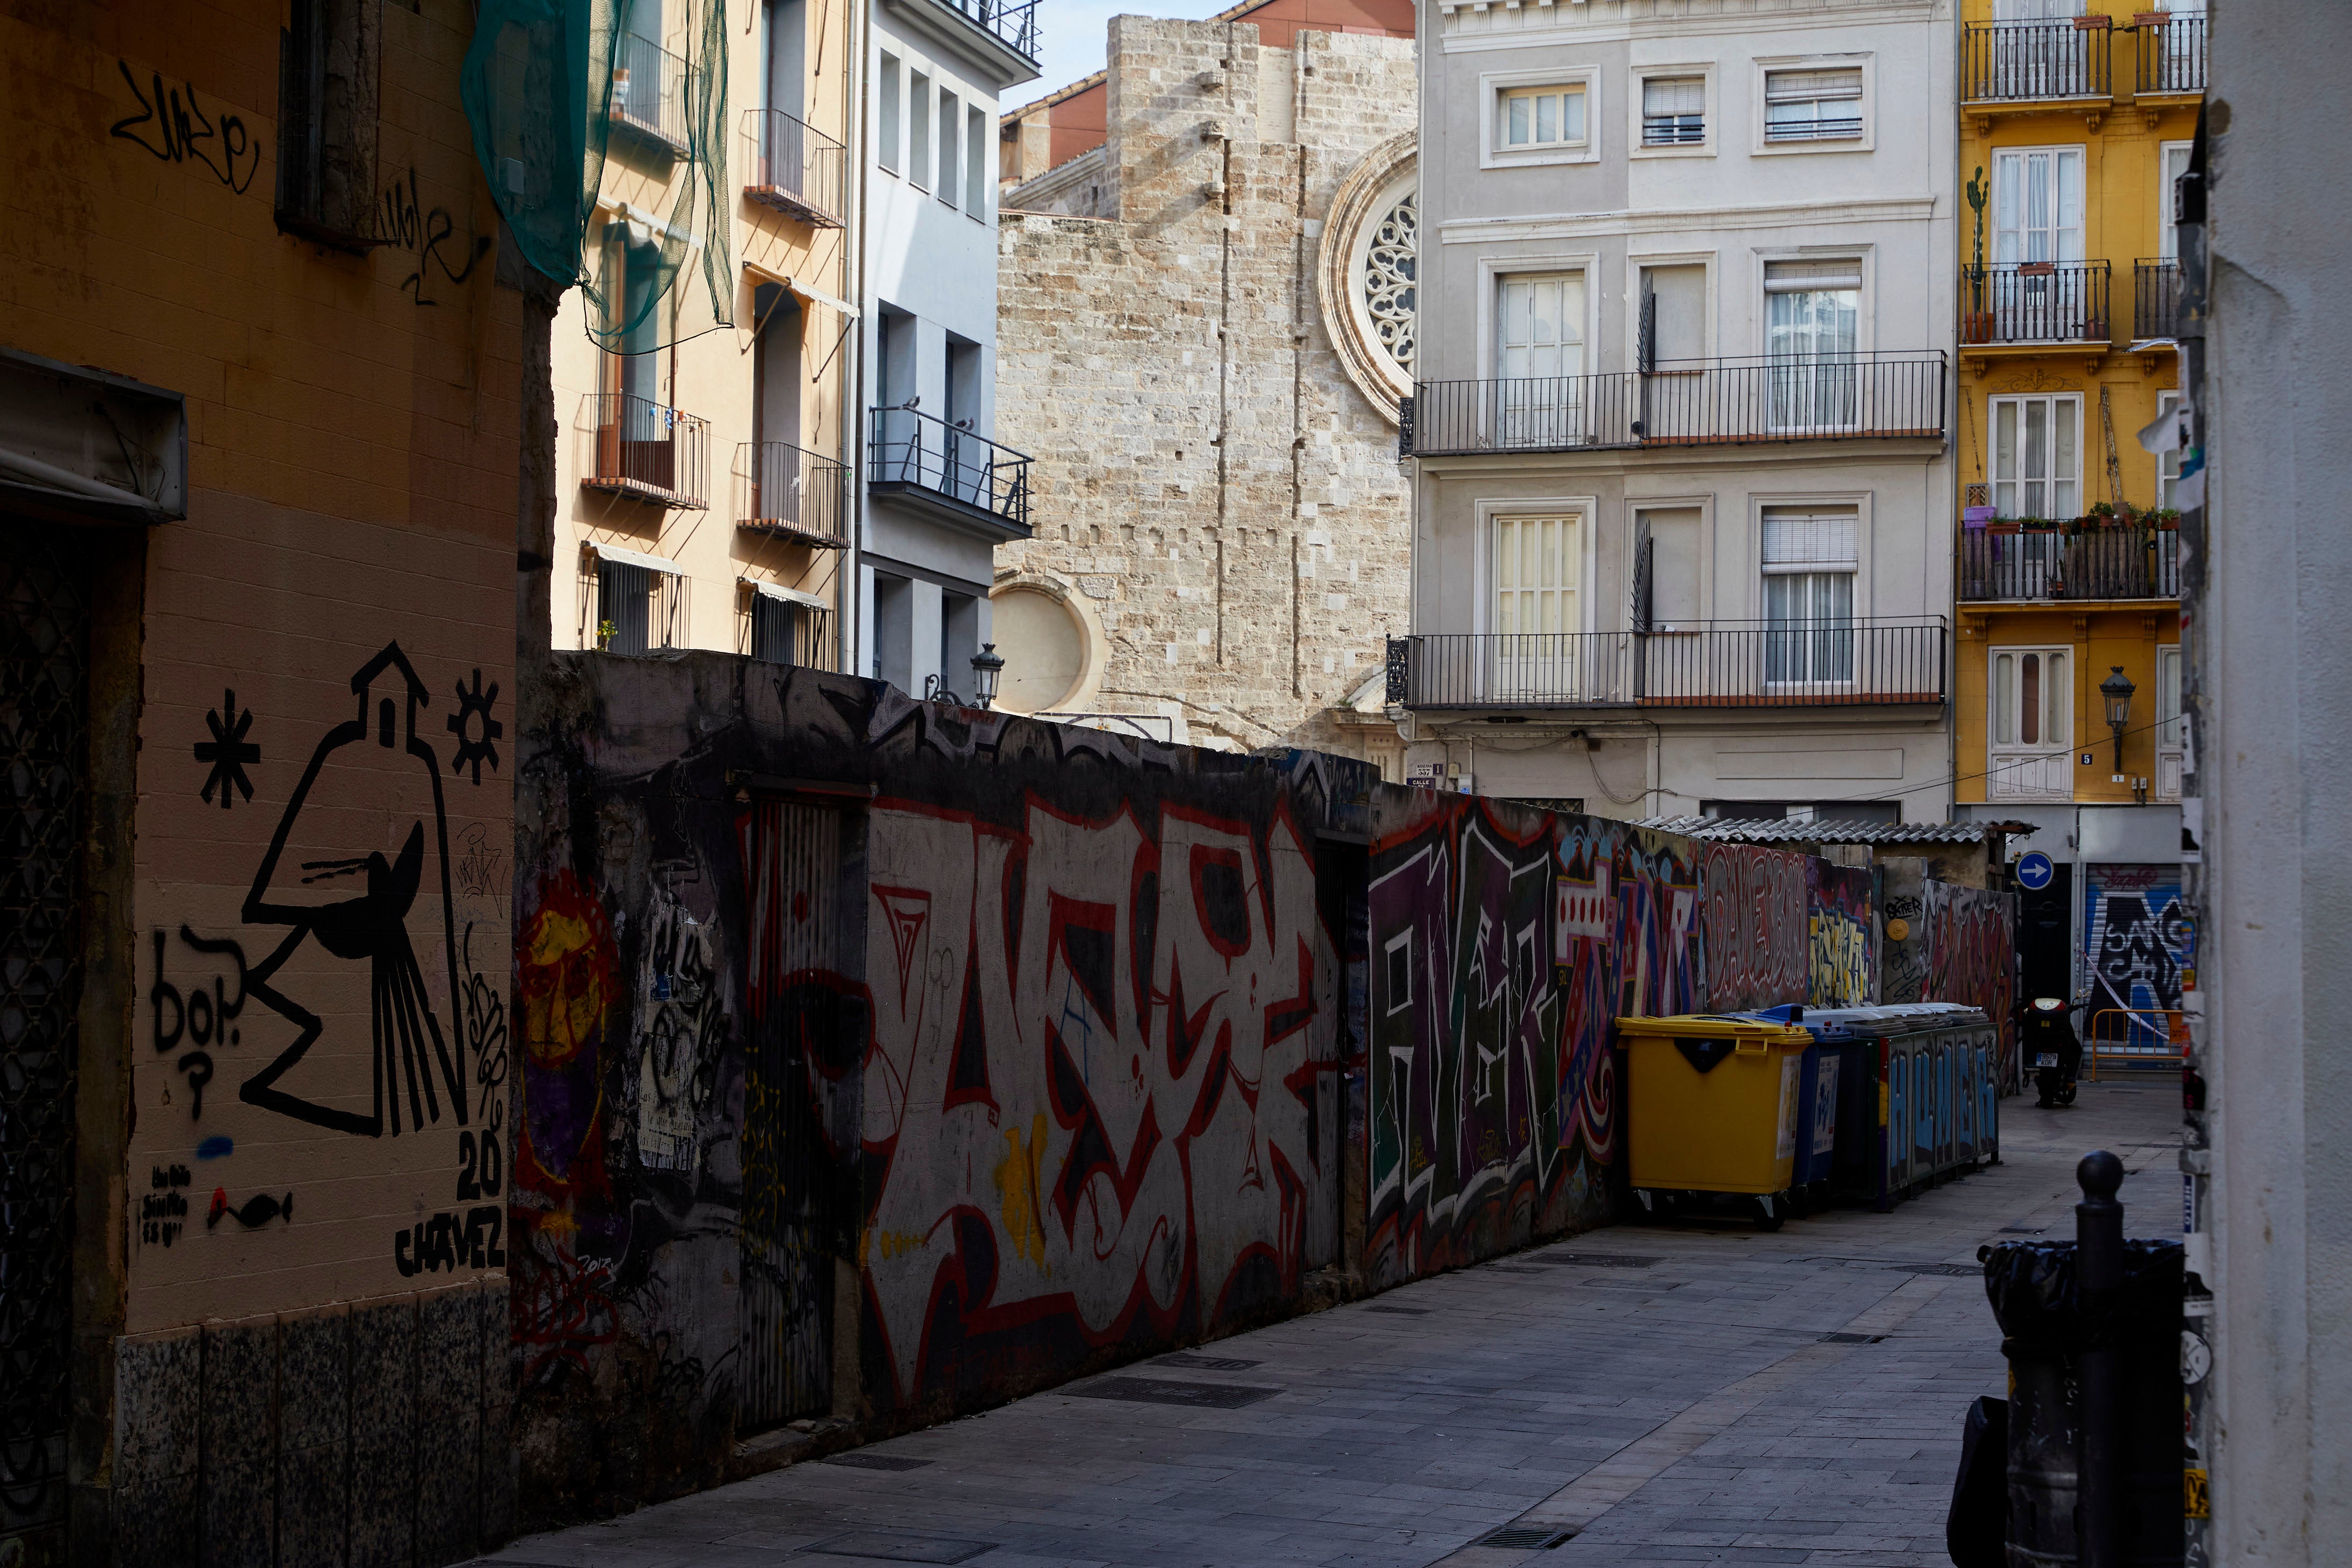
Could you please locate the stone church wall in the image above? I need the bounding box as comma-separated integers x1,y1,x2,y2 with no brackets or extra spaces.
994,19,1415,766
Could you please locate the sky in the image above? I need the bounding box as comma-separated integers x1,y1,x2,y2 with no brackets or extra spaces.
1024,0,1237,108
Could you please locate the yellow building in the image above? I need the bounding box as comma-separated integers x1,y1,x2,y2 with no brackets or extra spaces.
1951,0,2199,1036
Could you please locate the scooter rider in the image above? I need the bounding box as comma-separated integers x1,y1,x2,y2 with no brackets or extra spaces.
2019,996,2082,1107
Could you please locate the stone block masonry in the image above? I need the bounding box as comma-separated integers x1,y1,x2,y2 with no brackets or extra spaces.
996,20,1417,760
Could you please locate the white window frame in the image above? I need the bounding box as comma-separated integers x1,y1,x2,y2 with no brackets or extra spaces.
1987,644,2077,803
1987,392,2085,521
1761,256,1866,434
2155,390,2184,509
2158,140,2193,260
1751,54,1875,155
1991,144,2086,265
2155,643,2183,801
1474,253,1598,381
1479,66,1601,170
1473,496,1599,636
1745,492,1874,621
1631,64,1715,158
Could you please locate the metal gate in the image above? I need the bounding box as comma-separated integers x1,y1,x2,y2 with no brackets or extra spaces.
2,527,89,1551
738,800,849,1431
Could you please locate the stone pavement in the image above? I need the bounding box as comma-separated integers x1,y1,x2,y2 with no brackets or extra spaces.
468,1079,2179,1568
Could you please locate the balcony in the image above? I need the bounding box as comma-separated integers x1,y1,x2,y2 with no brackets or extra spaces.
868,404,1032,540
585,393,709,509
2135,11,2207,96
1961,262,2112,348
937,0,1040,62
742,109,846,228
611,32,690,154
1384,620,1948,711
735,441,849,547
1963,19,2111,103
1959,526,2179,603
2134,258,2184,340
1403,353,1946,459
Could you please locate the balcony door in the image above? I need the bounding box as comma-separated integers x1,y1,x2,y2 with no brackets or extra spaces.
1990,393,2080,524
1763,261,1859,433
1761,509,1856,690
2156,644,2183,800
1988,0,2089,98
1989,645,2074,800
1491,513,1581,702
1495,272,1584,446
1992,148,2088,339
599,226,672,488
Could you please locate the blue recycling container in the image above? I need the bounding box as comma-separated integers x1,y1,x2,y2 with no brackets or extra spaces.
1761,1003,1998,1212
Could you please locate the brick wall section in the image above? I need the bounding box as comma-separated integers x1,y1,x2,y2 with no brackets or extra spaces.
996,20,1415,756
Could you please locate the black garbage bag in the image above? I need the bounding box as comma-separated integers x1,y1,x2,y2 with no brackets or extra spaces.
1946,1394,2007,1568
1979,1238,2185,1567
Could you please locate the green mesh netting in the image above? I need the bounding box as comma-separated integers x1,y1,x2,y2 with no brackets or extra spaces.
463,0,732,349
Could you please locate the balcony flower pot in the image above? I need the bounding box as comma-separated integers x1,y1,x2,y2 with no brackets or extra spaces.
1963,311,1997,344
2135,11,2170,23
1987,520,2022,535
2073,12,2111,28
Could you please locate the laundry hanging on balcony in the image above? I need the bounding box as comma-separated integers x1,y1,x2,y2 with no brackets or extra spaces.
461,0,735,350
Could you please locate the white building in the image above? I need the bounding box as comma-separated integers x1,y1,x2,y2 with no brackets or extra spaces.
854,0,1040,699
1397,0,1957,823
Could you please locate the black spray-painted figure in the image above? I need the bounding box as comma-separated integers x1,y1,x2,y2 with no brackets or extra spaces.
236,642,467,1136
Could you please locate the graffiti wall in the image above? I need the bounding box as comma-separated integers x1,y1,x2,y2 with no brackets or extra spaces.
1878,859,1930,1005
2083,863,2191,1050
1362,798,1701,1289
1806,861,1879,1008
1924,881,2020,1086
1698,842,1809,1013
511,658,1371,1516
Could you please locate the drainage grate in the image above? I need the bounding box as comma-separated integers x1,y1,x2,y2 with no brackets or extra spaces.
1364,1304,1431,1315
1065,1376,1281,1409
1819,1332,1888,1345
821,1452,934,1471
1475,1525,1577,1549
1528,1252,1664,1269
801,1531,996,1563
1886,1262,1981,1276
1157,1352,1264,1371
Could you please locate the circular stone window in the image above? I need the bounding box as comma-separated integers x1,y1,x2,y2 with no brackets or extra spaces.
988,584,1091,714
1317,132,1417,423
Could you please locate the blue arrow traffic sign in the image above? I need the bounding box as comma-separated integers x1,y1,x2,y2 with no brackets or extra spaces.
2016,851,2054,891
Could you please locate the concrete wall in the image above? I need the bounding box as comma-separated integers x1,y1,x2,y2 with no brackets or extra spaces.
0,1,525,1561
2197,3,2352,1557
506,653,2016,1527
992,20,1416,758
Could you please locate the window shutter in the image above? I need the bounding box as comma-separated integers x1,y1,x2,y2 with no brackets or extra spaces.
1761,509,1859,569
1764,259,1863,292
1638,286,1657,373
1631,521,1654,633
1765,67,1862,103
1642,77,1705,115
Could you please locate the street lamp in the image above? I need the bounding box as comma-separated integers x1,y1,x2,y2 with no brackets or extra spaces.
970,643,1005,710
2101,665,2135,774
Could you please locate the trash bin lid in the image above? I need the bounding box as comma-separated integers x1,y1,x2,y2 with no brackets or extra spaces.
1615,1013,1813,1048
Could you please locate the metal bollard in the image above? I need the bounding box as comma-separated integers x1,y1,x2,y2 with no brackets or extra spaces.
2075,1150,2125,1568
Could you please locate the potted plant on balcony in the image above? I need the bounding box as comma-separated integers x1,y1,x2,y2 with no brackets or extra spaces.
1986,514,2022,536
2152,507,2181,529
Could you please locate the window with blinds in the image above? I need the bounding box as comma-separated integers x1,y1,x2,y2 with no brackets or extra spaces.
1765,66,1864,142
1642,77,1705,145
1761,508,1856,684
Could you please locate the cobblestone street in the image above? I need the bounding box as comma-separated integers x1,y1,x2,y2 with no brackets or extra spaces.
472,1081,2178,1568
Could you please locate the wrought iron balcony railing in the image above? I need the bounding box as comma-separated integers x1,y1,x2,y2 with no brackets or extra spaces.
930,0,1040,62
585,391,709,509
1963,19,2110,101
1961,262,2113,346
2136,12,2207,95
611,32,690,151
2134,258,2184,340
1404,353,1946,459
1959,527,2179,603
1385,620,1948,710
868,404,1032,534
742,109,846,227
735,441,849,546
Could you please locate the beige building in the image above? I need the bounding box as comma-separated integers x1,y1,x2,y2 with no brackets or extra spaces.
989,12,1417,765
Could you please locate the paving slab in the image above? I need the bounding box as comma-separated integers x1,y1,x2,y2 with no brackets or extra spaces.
466,1080,2175,1568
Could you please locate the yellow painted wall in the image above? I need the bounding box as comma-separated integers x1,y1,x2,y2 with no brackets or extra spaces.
1952,0,2195,807
551,0,857,660
2,1,521,1329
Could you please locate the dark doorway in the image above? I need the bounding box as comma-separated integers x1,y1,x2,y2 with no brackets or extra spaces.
2015,861,2073,1007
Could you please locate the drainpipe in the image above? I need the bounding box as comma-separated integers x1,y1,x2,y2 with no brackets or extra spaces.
843,0,869,676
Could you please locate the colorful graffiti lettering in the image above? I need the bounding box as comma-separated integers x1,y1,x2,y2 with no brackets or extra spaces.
1700,843,1809,1013
1925,882,2018,1087
1806,861,1877,1008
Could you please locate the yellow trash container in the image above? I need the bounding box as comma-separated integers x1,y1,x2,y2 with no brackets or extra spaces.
1618,1014,1814,1230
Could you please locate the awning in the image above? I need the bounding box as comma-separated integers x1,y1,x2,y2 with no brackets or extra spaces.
742,258,861,320
589,541,680,576
743,577,830,611
598,197,706,251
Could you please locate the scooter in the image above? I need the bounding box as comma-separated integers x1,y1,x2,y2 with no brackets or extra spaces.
2022,996,2082,1107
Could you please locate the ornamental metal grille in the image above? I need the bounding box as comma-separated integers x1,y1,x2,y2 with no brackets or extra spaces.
1,526,88,1547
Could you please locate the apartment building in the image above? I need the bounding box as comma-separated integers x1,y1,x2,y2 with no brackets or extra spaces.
550,0,857,669
1392,0,1958,823
1948,0,2202,1046
856,0,1041,700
